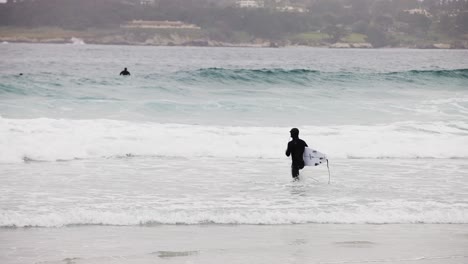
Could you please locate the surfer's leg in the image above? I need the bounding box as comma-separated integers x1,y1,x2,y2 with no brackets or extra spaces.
291,164,299,179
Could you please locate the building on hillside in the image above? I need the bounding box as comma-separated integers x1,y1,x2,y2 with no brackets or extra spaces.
270,0,307,13
276,5,307,13
404,8,432,17
121,20,201,29
139,0,156,5
236,0,264,8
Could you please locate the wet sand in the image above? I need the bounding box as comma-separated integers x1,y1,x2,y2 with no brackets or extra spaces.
1,224,467,264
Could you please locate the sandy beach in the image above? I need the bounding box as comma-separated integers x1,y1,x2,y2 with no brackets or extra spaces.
1,224,467,264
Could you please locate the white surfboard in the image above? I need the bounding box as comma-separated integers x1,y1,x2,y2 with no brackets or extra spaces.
303,147,327,167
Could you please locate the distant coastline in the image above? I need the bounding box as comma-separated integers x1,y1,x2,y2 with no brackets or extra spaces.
1,27,466,49
2,0,467,50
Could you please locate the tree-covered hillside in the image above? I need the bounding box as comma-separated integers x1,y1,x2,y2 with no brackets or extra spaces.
0,0,467,47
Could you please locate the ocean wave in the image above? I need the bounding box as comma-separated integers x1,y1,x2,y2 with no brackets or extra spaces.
1,68,466,98
1,117,467,163
1,206,467,227
389,69,468,78
174,68,468,85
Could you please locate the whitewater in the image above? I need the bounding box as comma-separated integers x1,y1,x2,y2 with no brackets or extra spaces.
0,44,467,230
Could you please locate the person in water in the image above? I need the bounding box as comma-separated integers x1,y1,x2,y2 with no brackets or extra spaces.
285,128,308,180
120,67,130,76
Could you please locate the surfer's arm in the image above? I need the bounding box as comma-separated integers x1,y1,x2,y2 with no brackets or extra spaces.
285,143,291,157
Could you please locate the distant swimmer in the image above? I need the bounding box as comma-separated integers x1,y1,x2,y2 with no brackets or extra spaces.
285,128,308,180
120,67,130,76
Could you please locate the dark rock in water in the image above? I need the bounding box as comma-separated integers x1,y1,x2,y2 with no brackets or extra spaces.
63,257,81,264
334,241,375,248
23,156,34,162
152,251,199,258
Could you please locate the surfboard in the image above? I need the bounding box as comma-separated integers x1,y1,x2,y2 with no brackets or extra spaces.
303,147,327,167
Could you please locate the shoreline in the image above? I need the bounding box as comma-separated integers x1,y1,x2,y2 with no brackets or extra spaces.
2,40,467,49
1,27,466,49
1,224,467,264
1,222,467,228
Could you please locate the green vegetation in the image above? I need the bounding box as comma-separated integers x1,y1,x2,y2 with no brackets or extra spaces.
0,26,206,45
0,0,467,48
0,27,105,39
343,33,367,43
290,32,327,45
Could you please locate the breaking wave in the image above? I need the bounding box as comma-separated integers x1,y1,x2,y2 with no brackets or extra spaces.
1,117,467,163
2,205,467,227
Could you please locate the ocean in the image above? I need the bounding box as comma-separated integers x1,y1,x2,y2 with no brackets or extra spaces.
0,44,467,263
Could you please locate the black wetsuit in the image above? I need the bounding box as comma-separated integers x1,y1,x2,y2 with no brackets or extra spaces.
286,138,308,179
120,69,130,76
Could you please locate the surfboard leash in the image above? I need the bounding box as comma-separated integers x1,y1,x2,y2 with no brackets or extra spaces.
326,159,331,184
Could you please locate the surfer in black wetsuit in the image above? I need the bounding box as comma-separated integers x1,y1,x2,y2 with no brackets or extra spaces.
285,128,308,180
120,67,130,76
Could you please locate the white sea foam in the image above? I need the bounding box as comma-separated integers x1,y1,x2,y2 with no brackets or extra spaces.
1,117,467,163
2,206,467,227
1,130,467,227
